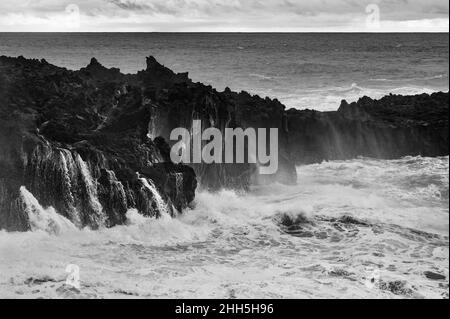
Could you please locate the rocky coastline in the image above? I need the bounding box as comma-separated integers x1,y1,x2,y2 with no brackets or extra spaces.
0,55,448,231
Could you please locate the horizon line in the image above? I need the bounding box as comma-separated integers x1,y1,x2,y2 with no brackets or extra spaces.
0,31,448,33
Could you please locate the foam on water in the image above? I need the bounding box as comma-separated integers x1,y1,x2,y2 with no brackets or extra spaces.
0,156,448,299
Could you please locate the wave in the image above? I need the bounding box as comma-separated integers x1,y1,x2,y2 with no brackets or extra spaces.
0,156,448,298
368,74,448,82
249,73,274,80
15,155,449,238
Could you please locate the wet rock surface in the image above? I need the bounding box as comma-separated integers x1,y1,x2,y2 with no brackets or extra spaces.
424,271,447,281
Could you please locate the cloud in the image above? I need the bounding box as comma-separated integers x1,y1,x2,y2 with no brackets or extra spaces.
0,0,448,31
108,0,150,11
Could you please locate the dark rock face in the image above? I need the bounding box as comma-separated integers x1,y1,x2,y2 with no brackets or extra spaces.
127,56,448,186
287,93,449,164
0,56,196,231
132,56,297,189
0,55,448,231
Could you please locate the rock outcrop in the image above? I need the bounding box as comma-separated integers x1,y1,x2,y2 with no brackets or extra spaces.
0,56,196,231
287,93,449,164
0,55,448,231
126,56,448,184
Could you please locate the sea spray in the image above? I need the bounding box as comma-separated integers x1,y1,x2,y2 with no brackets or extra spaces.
19,186,77,235
1,157,447,299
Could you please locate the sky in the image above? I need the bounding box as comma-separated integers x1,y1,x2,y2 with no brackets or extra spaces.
0,0,448,32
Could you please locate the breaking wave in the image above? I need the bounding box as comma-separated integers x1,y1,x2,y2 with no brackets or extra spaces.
0,156,448,299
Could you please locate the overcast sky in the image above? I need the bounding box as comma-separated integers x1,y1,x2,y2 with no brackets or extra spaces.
0,0,448,32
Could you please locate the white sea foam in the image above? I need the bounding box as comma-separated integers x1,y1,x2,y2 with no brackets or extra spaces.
0,156,448,299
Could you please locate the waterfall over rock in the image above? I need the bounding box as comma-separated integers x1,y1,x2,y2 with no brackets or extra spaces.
75,154,106,228
139,176,169,216
58,149,80,225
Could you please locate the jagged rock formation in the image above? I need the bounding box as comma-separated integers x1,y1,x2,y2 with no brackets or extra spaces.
0,55,448,231
0,56,196,231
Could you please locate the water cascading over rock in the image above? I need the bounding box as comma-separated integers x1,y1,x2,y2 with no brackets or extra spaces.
138,176,170,216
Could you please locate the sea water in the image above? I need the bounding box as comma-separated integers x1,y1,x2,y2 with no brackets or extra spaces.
0,33,448,111
0,156,448,299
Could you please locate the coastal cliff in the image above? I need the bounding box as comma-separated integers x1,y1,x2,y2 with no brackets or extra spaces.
0,55,448,231
0,56,196,231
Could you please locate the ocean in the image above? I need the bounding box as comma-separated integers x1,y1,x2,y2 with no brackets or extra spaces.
0,33,449,299
0,157,448,298
0,33,448,111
